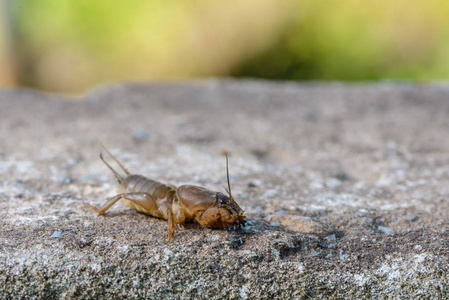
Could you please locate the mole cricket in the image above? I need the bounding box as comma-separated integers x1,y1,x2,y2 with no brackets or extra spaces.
85,146,246,241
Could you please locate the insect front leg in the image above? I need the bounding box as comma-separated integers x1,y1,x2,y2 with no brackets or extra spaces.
167,208,176,242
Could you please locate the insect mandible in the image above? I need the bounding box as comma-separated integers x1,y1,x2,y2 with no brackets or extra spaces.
85,145,246,241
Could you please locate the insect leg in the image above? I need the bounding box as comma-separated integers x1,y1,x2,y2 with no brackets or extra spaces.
167,208,175,242
84,194,124,215
85,192,159,216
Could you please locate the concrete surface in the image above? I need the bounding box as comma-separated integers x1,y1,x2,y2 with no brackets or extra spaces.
0,80,448,299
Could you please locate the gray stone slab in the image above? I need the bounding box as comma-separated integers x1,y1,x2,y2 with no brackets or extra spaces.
0,80,448,298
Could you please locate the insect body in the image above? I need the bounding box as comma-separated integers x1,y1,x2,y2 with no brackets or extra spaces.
85,146,246,241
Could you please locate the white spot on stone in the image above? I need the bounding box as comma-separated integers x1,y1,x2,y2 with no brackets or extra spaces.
263,189,279,198
51,231,63,239
309,181,324,190
378,226,395,235
239,285,250,299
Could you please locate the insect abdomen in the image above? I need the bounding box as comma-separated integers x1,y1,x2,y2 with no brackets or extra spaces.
121,175,175,198
119,174,176,218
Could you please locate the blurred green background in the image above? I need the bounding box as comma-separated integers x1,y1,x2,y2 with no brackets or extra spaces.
1,0,449,93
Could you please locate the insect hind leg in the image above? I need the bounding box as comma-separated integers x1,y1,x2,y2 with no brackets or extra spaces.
84,194,124,215
85,192,160,216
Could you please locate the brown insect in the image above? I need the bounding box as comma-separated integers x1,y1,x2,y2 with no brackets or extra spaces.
85,146,246,241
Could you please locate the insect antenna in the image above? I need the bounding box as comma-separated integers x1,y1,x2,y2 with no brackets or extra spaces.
224,153,233,200
100,143,131,183
99,153,124,184
223,152,246,222
101,143,131,176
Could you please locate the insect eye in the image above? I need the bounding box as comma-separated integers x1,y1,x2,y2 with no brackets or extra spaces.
220,199,227,204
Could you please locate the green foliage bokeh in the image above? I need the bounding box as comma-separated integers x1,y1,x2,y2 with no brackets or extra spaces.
2,0,449,92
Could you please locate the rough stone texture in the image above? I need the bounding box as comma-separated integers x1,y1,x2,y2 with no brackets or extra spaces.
0,80,448,299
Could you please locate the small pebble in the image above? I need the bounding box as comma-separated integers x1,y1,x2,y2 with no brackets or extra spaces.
273,209,289,216
378,226,395,235
248,179,262,188
331,169,351,181
263,189,279,198
51,174,72,185
404,215,417,222
324,234,337,242
82,174,109,184
325,254,334,258
309,181,323,190
270,222,281,227
244,220,254,227
51,231,63,239
133,130,150,142
325,178,341,189
339,250,350,260
64,225,79,233
308,251,321,257
14,180,27,188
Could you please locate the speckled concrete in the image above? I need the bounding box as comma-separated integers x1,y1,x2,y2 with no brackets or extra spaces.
0,81,448,298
